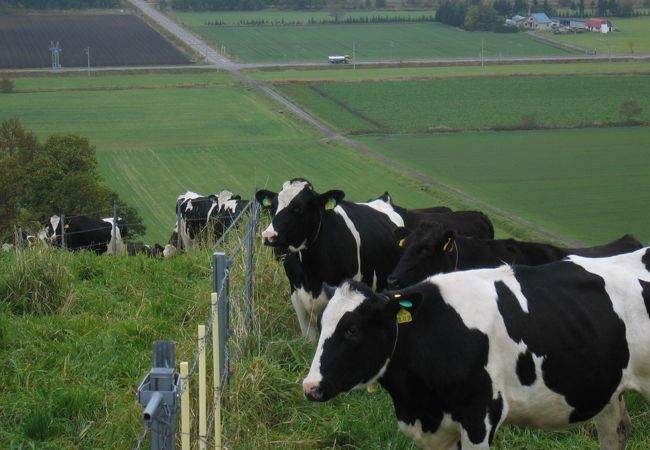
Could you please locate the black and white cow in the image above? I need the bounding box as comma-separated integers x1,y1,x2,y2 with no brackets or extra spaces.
43,214,127,255
304,248,650,449
164,190,249,257
256,179,405,340
127,242,164,257
387,220,644,288
368,192,493,239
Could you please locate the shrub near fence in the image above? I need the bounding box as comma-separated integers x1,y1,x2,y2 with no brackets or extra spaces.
135,197,260,450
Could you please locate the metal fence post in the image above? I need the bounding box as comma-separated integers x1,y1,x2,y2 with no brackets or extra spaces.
212,252,232,382
60,213,66,250
112,203,118,255
245,199,258,330
176,199,183,251
137,340,179,450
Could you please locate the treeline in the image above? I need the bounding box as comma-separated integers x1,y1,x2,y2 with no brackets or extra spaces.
205,14,436,25
0,119,144,241
0,0,122,8
171,0,394,11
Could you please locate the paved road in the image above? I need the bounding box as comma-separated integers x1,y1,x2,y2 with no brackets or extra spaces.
127,0,597,246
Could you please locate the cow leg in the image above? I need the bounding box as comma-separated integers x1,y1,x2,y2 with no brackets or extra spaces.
291,290,315,341
594,394,631,450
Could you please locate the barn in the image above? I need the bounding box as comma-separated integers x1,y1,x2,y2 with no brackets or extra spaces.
587,18,613,33
522,13,555,31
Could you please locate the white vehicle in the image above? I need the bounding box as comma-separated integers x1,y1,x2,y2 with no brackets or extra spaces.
328,55,351,64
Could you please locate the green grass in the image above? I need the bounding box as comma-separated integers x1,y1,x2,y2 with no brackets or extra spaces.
1,72,453,244
172,18,572,63
3,233,648,449
273,75,650,132
245,60,650,83
544,17,650,54
359,127,650,245
172,9,436,26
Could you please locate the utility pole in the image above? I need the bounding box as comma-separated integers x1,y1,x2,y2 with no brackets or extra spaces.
481,39,485,67
49,41,61,70
85,46,90,75
353,41,356,70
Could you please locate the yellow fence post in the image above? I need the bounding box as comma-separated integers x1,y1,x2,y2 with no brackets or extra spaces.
180,361,190,450
212,292,222,450
198,325,207,450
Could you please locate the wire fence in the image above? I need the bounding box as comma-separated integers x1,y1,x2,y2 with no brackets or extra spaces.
135,194,260,450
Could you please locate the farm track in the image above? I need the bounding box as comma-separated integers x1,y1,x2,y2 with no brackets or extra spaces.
48,0,635,246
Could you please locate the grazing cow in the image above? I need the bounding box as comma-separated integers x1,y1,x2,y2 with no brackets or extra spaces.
387,220,643,288
164,190,249,257
43,214,127,255
304,248,650,449
256,179,405,340
367,192,493,239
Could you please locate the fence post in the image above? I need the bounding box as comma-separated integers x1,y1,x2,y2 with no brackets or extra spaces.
176,199,183,251
211,292,222,450
112,203,118,255
245,199,258,329
180,361,190,450
60,213,66,250
212,252,232,381
137,340,179,450
198,325,207,450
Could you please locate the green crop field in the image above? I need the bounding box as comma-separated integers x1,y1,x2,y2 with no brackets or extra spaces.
245,60,650,82
1,72,442,244
172,9,436,26
359,127,650,245
172,16,572,63
273,75,650,131
544,17,650,54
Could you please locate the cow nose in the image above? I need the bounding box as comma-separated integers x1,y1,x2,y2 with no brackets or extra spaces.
303,380,323,401
386,275,401,289
261,229,277,245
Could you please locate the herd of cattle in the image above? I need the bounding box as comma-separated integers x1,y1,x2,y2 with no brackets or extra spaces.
256,178,650,450
9,177,650,448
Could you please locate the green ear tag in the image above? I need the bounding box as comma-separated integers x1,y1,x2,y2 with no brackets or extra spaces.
324,197,336,210
398,299,413,308
262,197,272,207
397,308,412,324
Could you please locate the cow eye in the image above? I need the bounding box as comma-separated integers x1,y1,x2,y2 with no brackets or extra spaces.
344,325,358,339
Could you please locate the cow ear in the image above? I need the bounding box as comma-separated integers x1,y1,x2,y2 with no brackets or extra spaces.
319,190,345,211
384,291,423,323
322,282,337,300
440,230,456,253
255,190,277,209
394,227,410,247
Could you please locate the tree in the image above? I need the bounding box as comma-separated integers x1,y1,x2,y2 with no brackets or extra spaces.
619,99,643,123
464,3,498,30
0,119,145,241
493,0,512,17
1,77,14,93
578,0,585,16
512,0,528,14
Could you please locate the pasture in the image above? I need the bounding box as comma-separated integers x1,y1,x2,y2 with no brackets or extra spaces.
172,16,572,63
273,75,650,132
0,72,440,244
0,13,190,69
546,17,650,55
246,60,650,82
360,127,650,245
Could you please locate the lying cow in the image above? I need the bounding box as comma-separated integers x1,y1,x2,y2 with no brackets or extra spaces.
304,247,650,449
164,190,249,257
127,242,164,257
43,214,127,255
256,179,405,340
387,220,643,288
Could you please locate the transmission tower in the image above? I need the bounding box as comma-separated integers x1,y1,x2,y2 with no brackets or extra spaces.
49,41,62,70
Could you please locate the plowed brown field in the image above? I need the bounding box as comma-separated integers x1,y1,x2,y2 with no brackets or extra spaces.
0,13,191,69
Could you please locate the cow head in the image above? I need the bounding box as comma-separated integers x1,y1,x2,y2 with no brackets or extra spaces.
303,280,421,402
255,179,344,252
387,221,456,289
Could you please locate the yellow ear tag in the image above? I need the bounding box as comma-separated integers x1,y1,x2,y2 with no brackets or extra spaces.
64,224,70,229
397,308,412,324
262,197,272,207
399,238,406,248
324,197,336,210
442,237,452,252
367,383,380,393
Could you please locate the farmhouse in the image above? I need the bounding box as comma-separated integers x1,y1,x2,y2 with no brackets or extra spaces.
522,13,555,31
587,18,613,33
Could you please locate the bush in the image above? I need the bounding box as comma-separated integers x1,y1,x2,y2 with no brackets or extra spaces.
0,247,76,315
0,78,14,93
